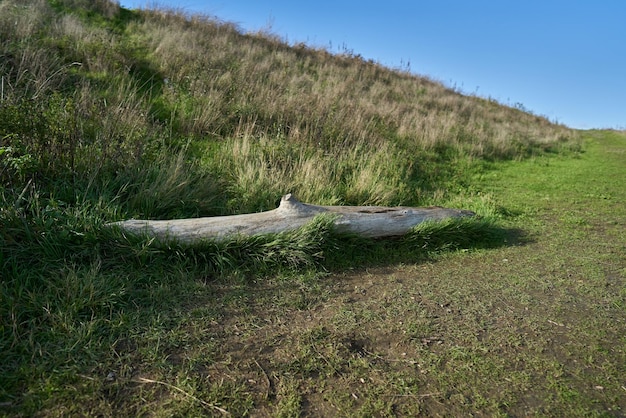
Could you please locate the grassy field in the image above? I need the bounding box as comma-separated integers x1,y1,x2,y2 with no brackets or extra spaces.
1,1,625,416
121,131,624,417
3,129,623,416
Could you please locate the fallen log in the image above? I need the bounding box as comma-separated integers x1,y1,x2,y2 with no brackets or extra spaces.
110,193,475,244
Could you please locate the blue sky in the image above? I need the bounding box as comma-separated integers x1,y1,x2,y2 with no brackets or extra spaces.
119,1,626,129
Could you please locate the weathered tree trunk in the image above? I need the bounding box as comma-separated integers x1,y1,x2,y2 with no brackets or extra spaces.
110,194,475,244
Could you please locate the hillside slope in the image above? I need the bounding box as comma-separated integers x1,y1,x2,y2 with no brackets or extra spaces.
1,0,577,215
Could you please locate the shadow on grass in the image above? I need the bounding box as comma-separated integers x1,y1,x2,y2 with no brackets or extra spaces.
320,217,532,270
0,208,528,415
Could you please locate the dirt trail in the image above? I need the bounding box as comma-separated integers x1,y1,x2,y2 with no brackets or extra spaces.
191,131,626,416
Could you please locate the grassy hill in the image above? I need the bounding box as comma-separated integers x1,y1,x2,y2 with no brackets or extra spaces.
1,0,577,214
4,1,624,417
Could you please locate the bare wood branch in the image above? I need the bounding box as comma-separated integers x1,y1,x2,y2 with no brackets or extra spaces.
133,377,230,415
109,194,475,244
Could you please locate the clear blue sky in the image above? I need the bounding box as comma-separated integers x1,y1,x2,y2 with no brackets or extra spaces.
119,1,626,130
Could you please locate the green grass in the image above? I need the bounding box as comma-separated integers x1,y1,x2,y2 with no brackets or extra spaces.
2,132,623,416
1,1,622,416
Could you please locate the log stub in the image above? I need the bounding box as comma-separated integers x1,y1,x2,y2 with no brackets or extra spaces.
109,194,475,244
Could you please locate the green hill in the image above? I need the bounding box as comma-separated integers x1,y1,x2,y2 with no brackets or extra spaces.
1,0,577,215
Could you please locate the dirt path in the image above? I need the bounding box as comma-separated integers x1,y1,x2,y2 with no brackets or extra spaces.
105,131,624,417
203,131,626,416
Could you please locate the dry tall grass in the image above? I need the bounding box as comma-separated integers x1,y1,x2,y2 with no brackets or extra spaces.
132,7,572,156
204,135,410,210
